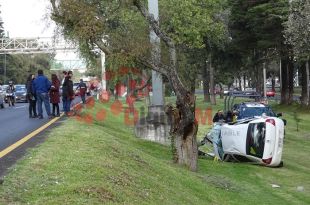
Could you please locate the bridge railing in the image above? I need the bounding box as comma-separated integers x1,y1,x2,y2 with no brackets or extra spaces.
0,37,77,54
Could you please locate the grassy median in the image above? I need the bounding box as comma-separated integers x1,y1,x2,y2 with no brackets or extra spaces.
0,97,309,204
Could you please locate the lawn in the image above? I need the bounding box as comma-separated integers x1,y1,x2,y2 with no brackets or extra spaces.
0,96,309,204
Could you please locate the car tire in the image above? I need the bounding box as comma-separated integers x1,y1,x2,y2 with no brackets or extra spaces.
0,103,4,109
276,161,284,168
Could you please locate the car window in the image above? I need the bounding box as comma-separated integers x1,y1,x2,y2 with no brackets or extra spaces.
246,122,266,158
239,107,275,118
15,86,26,92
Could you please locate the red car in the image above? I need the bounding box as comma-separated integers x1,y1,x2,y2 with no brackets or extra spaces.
266,90,275,97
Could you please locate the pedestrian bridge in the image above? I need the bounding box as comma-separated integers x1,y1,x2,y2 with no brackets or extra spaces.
0,37,76,54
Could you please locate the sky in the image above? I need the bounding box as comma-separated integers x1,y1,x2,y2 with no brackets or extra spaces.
0,0,84,65
0,0,54,38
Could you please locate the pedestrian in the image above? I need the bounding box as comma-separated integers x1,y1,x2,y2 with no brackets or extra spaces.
26,74,37,118
6,81,16,106
33,69,52,119
50,74,60,117
213,110,225,123
61,71,68,111
62,70,74,116
77,79,87,104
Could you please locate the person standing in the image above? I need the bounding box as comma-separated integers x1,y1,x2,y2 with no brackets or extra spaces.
62,71,74,115
26,74,37,118
77,79,87,104
61,71,67,111
33,69,52,119
6,81,16,106
212,110,225,123
50,74,61,117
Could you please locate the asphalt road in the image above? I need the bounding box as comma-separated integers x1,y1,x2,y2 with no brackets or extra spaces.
0,97,82,153
0,103,53,152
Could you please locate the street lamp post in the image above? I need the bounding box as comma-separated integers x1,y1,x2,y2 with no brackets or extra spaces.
148,0,164,106
3,53,6,84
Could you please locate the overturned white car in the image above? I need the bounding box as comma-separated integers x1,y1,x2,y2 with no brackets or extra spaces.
200,91,286,167
203,116,285,167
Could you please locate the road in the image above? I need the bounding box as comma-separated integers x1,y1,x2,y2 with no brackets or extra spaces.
0,103,54,152
0,97,82,154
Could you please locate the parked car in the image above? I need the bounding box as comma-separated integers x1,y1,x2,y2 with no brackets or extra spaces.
14,84,27,103
0,85,5,108
266,89,275,97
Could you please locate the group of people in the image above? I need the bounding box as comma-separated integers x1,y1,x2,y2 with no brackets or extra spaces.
25,70,86,119
212,110,238,123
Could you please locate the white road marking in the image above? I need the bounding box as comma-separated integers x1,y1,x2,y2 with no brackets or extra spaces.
14,105,27,109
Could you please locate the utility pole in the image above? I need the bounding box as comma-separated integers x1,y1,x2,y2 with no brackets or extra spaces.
148,0,164,106
4,53,6,84
263,63,267,99
101,51,106,91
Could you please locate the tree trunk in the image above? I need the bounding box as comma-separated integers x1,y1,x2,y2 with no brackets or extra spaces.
202,62,210,102
287,59,294,105
255,65,261,94
300,63,309,106
168,47,198,172
271,75,275,92
307,59,310,107
209,54,216,105
243,75,246,90
219,83,224,99
281,58,288,104
190,77,196,94
238,76,242,91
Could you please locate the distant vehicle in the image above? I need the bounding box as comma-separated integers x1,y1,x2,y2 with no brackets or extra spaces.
0,85,5,108
224,87,239,95
14,85,27,103
73,82,80,96
266,89,275,97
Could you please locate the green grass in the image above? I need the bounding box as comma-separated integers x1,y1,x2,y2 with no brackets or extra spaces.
0,97,309,204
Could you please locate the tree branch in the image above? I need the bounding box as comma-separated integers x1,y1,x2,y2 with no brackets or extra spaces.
50,0,59,16
94,39,112,55
133,0,175,49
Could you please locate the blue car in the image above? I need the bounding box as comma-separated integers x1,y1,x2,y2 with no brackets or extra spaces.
232,102,277,120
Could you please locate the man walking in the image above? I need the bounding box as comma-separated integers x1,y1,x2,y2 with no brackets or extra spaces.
33,69,52,119
77,79,87,104
62,70,74,116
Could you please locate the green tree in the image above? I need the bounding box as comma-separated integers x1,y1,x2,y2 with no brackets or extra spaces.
50,0,227,171
284,0,310,106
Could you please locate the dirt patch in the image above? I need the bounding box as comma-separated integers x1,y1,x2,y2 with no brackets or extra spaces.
75,186,115,202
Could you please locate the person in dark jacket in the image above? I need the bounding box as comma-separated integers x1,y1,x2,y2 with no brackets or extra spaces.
33,69,52,119
26,74,37,118
50,74,60,117
62,71,74,115
213,110,225,123
77,79,87,104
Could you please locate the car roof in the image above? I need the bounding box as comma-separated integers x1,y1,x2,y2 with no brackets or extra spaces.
237,102,269,108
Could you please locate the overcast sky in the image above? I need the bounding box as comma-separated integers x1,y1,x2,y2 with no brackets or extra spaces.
0,0,54,38
0,0,83,63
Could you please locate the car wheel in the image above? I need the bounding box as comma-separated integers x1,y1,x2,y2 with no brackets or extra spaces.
0,103,4,109
276,161,284,168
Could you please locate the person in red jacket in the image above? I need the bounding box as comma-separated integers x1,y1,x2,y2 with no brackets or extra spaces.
50,74,60,117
